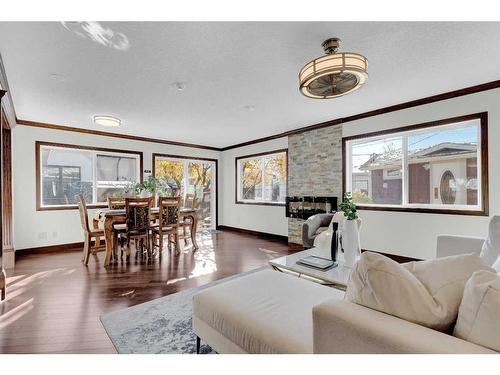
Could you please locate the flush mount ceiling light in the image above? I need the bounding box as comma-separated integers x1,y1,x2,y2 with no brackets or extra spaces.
93,115,121,127
299,38,368,99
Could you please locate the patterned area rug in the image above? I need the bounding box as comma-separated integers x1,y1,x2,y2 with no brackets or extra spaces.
100,267,267,354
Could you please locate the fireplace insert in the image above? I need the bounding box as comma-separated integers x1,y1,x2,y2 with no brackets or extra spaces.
285,196,337,219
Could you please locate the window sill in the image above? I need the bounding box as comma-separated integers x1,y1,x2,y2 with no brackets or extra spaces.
356,204,488,216
235,201,285,207
37,204,108,211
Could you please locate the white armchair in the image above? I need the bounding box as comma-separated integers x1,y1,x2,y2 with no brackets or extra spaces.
436,235,484,258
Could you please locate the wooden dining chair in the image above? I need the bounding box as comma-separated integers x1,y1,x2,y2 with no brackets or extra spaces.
125,197,152,259
76,194,106,265
151,196,181,255
107,196,128,257
107,196,126,210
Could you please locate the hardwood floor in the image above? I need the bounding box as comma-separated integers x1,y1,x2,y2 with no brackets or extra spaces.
0,230,291,353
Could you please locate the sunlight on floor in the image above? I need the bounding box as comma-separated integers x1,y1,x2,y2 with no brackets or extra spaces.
190,232,217,278
0,298,34,329
166,276,187,285
1,268,72,329
6,268,70,295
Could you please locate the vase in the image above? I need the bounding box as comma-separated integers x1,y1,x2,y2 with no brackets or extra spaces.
140,190,152,198
342,219,360,267
313,228,333,253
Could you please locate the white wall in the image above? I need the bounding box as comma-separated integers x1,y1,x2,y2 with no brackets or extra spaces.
219,137,288,236
12,126,220,250
343,88,500,259
219,88,500,259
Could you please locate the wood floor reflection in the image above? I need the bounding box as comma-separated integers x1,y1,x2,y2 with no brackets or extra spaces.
0,230,290,353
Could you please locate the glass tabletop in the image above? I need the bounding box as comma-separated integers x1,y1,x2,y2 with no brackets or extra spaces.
269,247,353,287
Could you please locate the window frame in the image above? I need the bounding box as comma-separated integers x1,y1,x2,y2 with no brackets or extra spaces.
235,149,288,207
35,141,143,211
152,153,219,228
342,112,488,216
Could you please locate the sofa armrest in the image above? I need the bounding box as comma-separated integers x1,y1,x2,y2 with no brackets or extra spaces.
313,300,494,354
302,213,334,248
436,235,484,258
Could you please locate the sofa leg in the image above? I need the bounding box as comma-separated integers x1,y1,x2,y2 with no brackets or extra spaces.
196,336,201,354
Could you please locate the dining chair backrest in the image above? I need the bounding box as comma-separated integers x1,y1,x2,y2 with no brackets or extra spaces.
107,196,126,210
157,196,181,228
75,194,90,234
184,193,195,208
125,197,151,235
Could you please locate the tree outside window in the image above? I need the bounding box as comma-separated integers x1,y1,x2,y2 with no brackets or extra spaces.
237,151,287,204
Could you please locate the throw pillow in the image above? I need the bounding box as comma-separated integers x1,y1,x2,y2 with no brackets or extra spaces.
453,270,500,352
492,255,500,273
480,216,500,266
346,252,493,331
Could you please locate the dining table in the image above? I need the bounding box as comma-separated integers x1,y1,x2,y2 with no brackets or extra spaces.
93,207,199,267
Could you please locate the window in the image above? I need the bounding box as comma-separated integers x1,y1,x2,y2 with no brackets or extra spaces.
153,154,217,229
236,150,287,205
343,113,488,215
37,142,142,210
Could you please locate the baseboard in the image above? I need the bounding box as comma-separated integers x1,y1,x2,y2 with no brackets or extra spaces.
217,225,288,243
16,241,85,256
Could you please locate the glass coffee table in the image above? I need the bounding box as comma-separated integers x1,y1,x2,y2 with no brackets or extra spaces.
269,247,353,290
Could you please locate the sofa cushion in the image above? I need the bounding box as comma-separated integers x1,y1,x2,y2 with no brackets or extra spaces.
346,252,493,331
453,271,500,351
480,216,500,266
192,269,344,353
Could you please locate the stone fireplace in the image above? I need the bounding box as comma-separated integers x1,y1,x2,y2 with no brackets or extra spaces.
287,124,343,245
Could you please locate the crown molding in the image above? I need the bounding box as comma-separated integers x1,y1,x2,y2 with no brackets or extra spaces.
0,54,17,128
10,74,500,152
16,119,222,151
221,79,500,151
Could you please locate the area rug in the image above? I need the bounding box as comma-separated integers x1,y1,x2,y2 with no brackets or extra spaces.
100,266,267,354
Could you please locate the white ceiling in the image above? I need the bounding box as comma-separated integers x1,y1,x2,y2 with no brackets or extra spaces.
0,22,499,148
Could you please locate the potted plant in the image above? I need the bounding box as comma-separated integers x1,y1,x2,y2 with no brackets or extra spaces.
132,176,177,200
339,192,362,267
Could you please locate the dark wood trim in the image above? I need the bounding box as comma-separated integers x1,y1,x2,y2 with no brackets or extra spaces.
35,141,144,211
234,148,289,161
2,107,11,129
235,202,286,209
234,148,288,207
341,112,487,143
18,119,221,151
1,90,6,300
16,242,86,256
217,225,288,243
2,125,14,254
152,153,219,228
14,80,500,153
0,55,16,126
221,80,500,151
342,112,489,216
16,224,287,255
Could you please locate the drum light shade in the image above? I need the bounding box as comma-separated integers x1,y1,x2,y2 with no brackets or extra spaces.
93,115,121,127
299,38,368,99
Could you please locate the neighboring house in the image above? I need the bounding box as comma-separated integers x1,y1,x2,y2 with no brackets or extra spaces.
358,143,478,206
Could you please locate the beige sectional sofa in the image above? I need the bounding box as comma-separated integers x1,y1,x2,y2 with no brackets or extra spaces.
192,234,497,354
